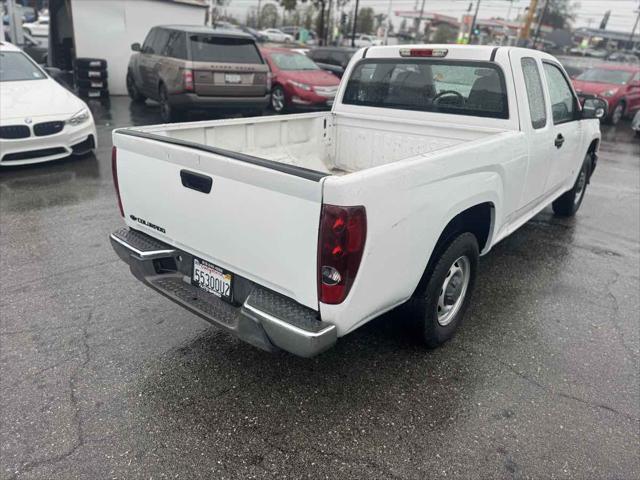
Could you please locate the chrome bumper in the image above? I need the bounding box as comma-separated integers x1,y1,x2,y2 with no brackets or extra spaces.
109,228,336,357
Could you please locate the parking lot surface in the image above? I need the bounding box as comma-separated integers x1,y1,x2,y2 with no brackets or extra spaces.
1,98,639,479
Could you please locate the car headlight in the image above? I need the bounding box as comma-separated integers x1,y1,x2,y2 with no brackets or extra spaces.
67,108,90,126
601,89,618,97
289,80,312,91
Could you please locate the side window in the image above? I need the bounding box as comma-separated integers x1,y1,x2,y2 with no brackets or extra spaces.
543,62,576,124
521,57,547,129
142,29,157,54
152,29,170,57
165,31,187,59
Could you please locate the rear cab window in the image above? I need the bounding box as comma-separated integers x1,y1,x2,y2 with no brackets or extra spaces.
188,35,263,64
521,57,547,129
343,59,509,119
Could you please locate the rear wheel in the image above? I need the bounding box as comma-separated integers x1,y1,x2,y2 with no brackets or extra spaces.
159,84,181,122
271,86,286,114
552,155,590,217
405,233,479,348
609,102,625,125
126,72,146,103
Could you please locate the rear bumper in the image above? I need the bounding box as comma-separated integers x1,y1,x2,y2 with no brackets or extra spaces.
170,93,270,110
110,228,336,357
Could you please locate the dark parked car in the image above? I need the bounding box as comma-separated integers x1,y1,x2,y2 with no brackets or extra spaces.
307,47,357,78
127,25,270,122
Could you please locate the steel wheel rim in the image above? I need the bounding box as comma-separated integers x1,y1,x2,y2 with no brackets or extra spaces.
612,104,623,124
272,89,284,112
574,169,587,205
437,255,471,326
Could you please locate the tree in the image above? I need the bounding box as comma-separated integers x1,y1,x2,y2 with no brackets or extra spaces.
260,4,280,28
374,13,387,32
432,24,457,43
280,0,298,24
356,7,374,34
540,0,576,29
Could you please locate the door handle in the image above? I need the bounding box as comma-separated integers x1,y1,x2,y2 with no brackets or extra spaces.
554,134,565,148
180,170,212,194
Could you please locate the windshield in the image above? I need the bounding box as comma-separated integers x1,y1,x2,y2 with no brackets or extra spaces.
343,59,508,119
270,52,319,71
0,51,46,82
189,35,263,64
576,68,633,85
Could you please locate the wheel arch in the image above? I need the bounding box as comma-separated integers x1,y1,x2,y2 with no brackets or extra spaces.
412,201,496,297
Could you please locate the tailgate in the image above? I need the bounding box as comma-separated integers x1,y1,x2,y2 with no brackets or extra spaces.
113,130,326,309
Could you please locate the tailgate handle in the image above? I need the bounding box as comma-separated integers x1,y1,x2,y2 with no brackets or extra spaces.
180,170,212,194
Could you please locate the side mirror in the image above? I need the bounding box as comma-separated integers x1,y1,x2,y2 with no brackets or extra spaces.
131,42,141,52
43,66,62,77
582,96,608,120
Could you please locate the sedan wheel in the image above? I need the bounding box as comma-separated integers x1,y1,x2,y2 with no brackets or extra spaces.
610,103,624,125
271,86,286,113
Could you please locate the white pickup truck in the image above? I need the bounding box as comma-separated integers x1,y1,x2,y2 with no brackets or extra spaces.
110,45,605,357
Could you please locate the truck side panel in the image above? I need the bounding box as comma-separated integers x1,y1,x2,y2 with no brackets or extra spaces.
320,131,527,335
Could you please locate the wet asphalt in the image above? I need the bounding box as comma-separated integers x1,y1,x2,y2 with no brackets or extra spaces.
1,97,639,480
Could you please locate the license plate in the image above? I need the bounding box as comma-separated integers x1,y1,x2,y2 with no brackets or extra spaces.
225,74,242,84
88,91,101,97
327,99,334,107
192,257,233,301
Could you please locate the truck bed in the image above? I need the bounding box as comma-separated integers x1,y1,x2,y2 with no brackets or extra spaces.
131,112,506,175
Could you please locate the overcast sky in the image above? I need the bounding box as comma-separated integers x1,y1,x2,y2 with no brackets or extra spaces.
223,0,640,33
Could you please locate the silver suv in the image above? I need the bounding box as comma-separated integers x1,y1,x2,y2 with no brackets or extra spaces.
127,26,270,121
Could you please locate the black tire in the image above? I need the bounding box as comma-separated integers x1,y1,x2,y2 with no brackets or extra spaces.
405,233,479,348
270,86,286,113
552,155,590,217
74,58,107,69
607,101,625,125
77,78,109,89
75,68,108,80
77,88,109,100
159,84,181,122
126,72,146,103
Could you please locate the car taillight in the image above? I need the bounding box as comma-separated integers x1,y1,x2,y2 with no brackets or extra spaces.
111,146,124,217
267,72,273,90
318,205,367,304
182,68,194,92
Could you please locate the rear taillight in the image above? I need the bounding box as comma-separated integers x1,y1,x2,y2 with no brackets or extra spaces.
267,72,273,90
318,205,367,304
182,68,194,92
111,146,124,217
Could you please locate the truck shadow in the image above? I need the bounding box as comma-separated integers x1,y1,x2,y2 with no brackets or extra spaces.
134,209,580,463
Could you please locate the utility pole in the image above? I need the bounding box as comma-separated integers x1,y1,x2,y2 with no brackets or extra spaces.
384,0,393,45
532,0,549,49
519,0,538,43
629,8,640,48
351,0,360,47
257,0,262,29
415,0,426,42
468,0,481,44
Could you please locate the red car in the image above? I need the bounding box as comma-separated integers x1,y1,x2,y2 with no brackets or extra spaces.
261,48,340,113
572,63,640,125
